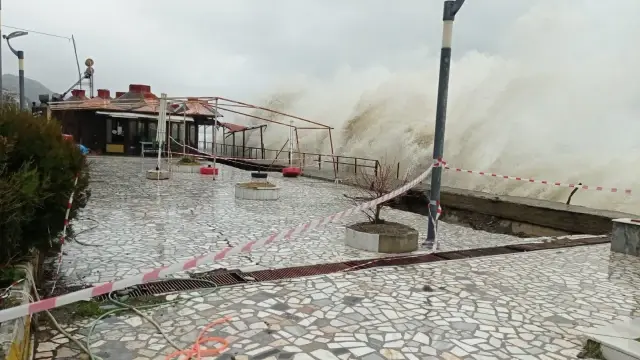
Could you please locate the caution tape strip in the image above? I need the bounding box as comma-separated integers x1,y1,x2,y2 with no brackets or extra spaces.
0,162,439,323
443,164,632,194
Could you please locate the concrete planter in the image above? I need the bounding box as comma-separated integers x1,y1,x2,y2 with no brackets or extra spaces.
583,318,640,360
611,218,640,256
235,182,281,201
345,221,419,253
146,169,170,180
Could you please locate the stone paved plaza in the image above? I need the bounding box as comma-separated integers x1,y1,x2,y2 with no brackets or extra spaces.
32,156,636,359
35,244,640,359
50,156,537,288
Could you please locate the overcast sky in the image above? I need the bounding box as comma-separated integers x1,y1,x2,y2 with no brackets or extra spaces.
2,0,534,100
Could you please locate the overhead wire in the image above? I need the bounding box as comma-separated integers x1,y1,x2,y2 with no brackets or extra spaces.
1,25,71,40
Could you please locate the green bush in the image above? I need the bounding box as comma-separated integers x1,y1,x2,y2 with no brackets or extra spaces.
0,106,90,269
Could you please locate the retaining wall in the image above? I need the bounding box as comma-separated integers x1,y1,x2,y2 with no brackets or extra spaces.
200,158,635,236
0,252,44,360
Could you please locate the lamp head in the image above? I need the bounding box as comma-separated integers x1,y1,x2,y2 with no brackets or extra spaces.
5,31,28,40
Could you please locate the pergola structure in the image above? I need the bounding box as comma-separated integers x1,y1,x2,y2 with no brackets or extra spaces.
45,89,337,175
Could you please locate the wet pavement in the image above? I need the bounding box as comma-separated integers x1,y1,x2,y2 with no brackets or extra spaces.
33,156,638,359
35,244,640,359
49,156,535,288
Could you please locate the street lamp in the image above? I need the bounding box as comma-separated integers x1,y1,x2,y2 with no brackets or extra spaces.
3,30,28,110
426,0,465,248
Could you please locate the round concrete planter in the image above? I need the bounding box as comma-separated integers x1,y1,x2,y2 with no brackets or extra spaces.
345,221,418,253
235,182,281,201
146,169,170,180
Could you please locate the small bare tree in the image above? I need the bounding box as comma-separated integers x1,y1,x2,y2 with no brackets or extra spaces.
344,163,408,224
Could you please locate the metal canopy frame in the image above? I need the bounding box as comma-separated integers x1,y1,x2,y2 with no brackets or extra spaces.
46,95,339,177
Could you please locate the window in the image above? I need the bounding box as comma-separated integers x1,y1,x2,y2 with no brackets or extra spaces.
171,123,179,142
106,118,112,143
138,121,146,141
149,122,157,142
189,124,196,146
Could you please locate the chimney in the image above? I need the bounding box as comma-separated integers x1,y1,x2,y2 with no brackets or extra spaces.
128,84,152,93
115,91,125,98
70,89,87,99
97,89,111,99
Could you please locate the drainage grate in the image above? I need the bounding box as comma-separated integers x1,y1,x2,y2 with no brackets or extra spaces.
87,236,609,300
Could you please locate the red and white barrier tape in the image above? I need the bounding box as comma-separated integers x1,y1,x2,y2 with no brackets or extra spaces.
0,163,439,323
443,164,632,194
49,174,80,295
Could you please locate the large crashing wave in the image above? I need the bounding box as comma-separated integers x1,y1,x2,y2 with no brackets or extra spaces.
213,1,640,214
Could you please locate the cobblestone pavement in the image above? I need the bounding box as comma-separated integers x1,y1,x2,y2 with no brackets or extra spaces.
35,244,640,359
49,156,539,288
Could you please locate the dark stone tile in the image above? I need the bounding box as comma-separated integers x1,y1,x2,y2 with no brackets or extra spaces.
271,302,291,311
545,315,575,325
342,295,364,305
278,352,296,359
254,348,280,359
331,348,350,356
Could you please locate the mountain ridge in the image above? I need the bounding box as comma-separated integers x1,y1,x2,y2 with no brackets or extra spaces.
2,74,54,104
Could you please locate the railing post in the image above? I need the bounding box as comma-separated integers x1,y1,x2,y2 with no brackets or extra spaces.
336,157,339,173
374,161,379,177
354,158,358,175
318,155,322,170
397,162,400,179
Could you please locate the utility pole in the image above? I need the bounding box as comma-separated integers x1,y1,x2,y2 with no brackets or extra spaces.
3,31,28,110
0,0,4,108
426,0,465,245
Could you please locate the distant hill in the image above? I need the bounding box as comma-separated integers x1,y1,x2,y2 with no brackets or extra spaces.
2,74,53,105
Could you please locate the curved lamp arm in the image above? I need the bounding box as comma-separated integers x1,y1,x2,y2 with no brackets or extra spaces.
3,38,19,57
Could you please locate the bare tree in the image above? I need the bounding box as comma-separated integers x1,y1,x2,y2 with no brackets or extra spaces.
344,163,408,224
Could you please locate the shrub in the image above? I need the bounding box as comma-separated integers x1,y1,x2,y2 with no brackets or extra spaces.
0,106,90,269
177,155,199,165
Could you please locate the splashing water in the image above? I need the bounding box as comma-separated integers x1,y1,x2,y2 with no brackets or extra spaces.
208,1,640,214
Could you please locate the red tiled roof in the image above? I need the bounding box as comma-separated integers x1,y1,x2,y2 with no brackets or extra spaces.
172,97,222,118
112,84,159,112
220,122,247,133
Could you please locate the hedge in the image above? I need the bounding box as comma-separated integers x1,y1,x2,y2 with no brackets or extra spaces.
0,106,90,271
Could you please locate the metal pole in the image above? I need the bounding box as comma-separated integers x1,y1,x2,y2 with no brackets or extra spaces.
18,50,24,110
427,0,465,243
156,93,168,170
0,0,3,109
182,102,186,154
212,98,218,179
288,120,293,166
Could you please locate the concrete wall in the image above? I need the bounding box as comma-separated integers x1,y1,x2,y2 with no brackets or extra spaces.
0,251,44,360
202,158,636,236
300,167,635,236
0,264,34,360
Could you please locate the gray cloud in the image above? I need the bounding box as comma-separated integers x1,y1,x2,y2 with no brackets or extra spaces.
3,0,532,98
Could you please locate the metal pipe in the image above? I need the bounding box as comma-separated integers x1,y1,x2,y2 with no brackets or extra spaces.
216,106,297,128
0,0,3,109
260,126,265,159
216,96,332,129
212,98,218,179
18,50,24,110
182,101,186,154
294,127,301,168
328,128,337,179
427,0,465,242
288,120,293,166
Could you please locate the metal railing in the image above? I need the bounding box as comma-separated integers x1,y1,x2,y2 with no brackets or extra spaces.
196,141,382,178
